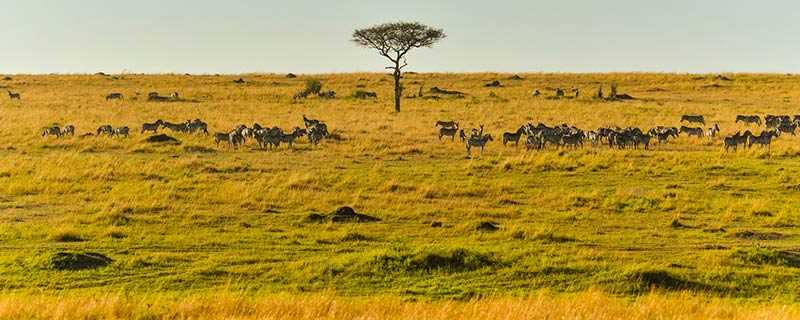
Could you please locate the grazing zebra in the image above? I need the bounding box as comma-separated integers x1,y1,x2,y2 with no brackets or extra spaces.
735,115,761,126
141,120,164,134
161,121,188,133
105,93,123,100
751,131,778,151
777,123,797,136
525,134,544,150
502,127,525,146
42,126,62,138
466,134,493,158
214,132,231,147
279,127,307,149
679,126,704,137
111,127,129,138
307,125,327,146
303,115,322,129
632,133,651,150
7,91,20,100
439,125,460,141
96,125,113,136
680,115,705,125
707,123,720,138
723,135,739,152
62,125,75,136
229,131,244,148
186,119,208,135
561,133,584,149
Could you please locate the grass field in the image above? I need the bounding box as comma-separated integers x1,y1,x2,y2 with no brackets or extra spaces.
1,72,800,317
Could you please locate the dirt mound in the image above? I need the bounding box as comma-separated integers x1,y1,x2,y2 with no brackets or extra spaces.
2,76,11,81
145,134,181,144
625,269,708,293
476,221,499,232
233,78,246,84
430,221,443,228
733,230,783,240
286,73,297,78
330,206,380,223
48,252,112,270
715,74,733,81
484,80,503,87
509,75,524,80
430,87,464,95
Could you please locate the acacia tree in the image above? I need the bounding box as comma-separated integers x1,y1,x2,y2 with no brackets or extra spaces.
352,22,446,112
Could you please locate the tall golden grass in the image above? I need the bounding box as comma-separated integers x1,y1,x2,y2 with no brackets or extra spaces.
0,290,797,320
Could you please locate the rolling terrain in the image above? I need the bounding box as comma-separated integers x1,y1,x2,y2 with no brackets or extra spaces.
1,73,799,318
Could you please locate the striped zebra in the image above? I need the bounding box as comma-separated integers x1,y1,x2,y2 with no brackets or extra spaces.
62,125,75,136
7,91,20,100
466,134,493,158
96,125,113,136
42,126,62,138
111,127,129,138
141,120,164,134
105,93,123,100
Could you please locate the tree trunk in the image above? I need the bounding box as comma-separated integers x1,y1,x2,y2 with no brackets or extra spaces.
393,61,401,112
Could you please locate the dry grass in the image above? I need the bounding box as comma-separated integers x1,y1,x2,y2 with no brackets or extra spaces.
2,73,800,315
0,291,798,320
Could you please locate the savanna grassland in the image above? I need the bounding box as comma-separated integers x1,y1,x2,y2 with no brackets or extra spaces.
1,73,800,318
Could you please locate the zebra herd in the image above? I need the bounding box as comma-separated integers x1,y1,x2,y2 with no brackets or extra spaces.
213,115,329,149
436,113,800,156
39,116,331,150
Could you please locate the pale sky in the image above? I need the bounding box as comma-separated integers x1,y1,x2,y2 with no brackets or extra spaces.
1,0,798,74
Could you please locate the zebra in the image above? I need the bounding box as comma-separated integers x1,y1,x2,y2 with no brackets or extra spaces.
466,134,493,158
62,125,75,136
42,126,62,138
706,124,720,138
439,125,460,141
632,133,652,150
161,121,188,133
723,135,739,152
141,120,164,134
777,123,797,136
214,132,232,147
96,125,113,136
303,115,322,129
751,131,778,151
111,127,129,138
735,115,761,126
105,93,123,100
186,119,208,135
679,126,704,138
561,133,584,149
308,126,327,146
7,91,20,100
279,127,307,149
680,115,705,125
502,127,525,146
